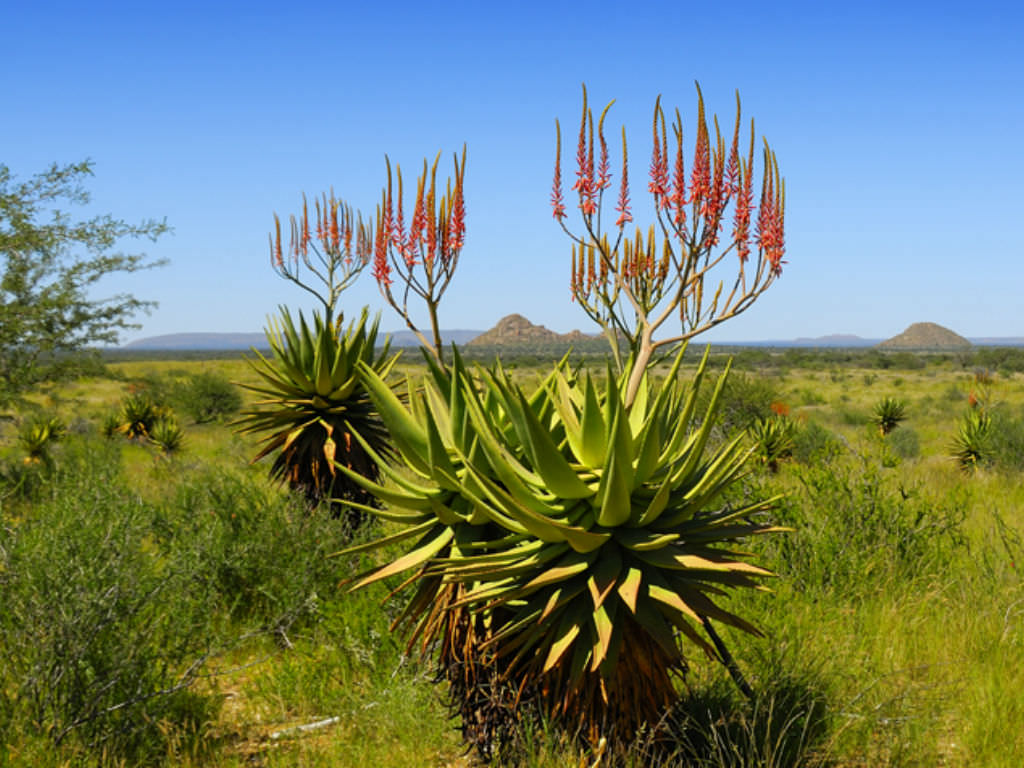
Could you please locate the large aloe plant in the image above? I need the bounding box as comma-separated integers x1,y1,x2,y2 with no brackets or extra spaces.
236,307,399,524
337,347,780,745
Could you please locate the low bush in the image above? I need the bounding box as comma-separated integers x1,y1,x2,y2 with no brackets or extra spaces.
172,371,242,424
162,468,356,634
791,420,844,464
754,462,967,596
0,441,218,762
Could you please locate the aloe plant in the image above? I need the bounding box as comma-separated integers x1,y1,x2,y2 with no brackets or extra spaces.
872,397,907,436
236,307,399,523
951,409,992,471
748,415,797,472
116,394,162,441
337,347,780,747
18,415,66,468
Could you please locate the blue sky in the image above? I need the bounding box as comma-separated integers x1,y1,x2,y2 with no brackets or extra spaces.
3,0,1022,342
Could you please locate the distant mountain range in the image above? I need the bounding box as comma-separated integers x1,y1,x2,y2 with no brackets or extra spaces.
122,329,484,350
121,318,1024,350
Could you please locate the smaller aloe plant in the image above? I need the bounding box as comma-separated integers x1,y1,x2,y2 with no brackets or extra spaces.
951,410,992,471
149,418,185,456
236,307,399,522
872,397,907,436
18,415,66,468
748,415,796,472
116,394,162,441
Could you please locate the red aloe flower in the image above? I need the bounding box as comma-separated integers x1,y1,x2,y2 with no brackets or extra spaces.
648,98,670,205
615,128,632,228
373,207,391,287
670,120,687,226
447,173,466,256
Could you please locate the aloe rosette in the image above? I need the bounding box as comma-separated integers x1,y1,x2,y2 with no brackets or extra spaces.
337,347,781,739
236,307,399,521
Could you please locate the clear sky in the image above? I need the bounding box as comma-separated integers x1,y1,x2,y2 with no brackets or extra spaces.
3,0,1022,343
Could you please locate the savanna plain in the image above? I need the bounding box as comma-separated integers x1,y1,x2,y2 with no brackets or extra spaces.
1,345,1022,767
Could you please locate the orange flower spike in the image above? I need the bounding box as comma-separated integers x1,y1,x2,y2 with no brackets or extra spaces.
330,196,341,253
596,101,613,192
648,96,669,203
425,154,439,267
586,243,596,292
726,94,742,196
690,86,711,216
301,195,311,257
733,120,756,263
570,243,577,297
343,204,354,262
373,201,391,286
447,147,467,257
314,196,324,246
671,110,686,226
551,120,567,220
409,166,427,264
271,214,283,268
615,126,632,228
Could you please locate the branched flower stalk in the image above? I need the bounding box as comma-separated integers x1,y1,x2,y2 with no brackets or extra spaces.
270,190,374,327
372,147,467,366
553,84,786,406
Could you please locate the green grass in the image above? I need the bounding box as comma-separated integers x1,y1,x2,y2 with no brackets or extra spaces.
1,350,1022,766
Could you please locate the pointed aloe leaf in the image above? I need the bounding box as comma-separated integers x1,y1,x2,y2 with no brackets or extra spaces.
514,389,592,499
589,598,618,672
333,519,436,557
462,462,609,551
351,525,453,590
617,566,643,613
596,411,632,528
634,474,675,527
579,373,606,467
331,461,436,511
356,361,431,473
542,603,586,673
520,549,597,593
586,541,621,609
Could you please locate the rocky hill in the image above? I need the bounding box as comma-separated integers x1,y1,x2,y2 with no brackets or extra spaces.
467,314,591,347
877,322,971,350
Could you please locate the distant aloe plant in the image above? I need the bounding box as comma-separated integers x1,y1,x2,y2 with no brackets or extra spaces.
951,410,992,471
17,415,66,469
749,415,797,472
872,397,907,436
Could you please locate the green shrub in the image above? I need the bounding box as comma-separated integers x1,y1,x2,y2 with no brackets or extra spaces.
711,371,781,433
887,425,921,459
172,371,242,424
0,441,218,762
163,468,354,632
791,421,844,464
757,462,966,595
990,408,1024,472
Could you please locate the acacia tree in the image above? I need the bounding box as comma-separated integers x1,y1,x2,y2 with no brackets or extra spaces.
0,160,167,402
